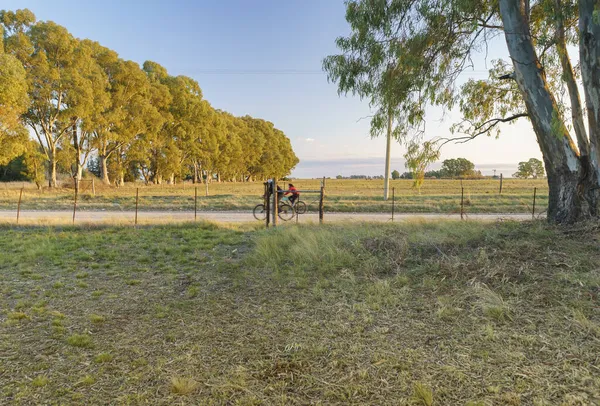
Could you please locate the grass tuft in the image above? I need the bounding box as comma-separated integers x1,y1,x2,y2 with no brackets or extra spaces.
66,334,93,348
89,314,106,324
412,382,434,405
476,284,511,322
170,377,198,395
7,311,30,321
31,376,49,387
94,352,113,363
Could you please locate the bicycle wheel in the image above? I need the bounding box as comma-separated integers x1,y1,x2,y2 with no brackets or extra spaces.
295,201,307,214
253,204,266,221
278,203,295,221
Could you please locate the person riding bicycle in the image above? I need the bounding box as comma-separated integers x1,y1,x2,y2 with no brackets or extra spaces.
285,183,299,206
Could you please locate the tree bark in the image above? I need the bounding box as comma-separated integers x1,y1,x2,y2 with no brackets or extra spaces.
99,155,110,185
555,0,589,157
499,0,597,223
49,146,58,188
72,120,81,195
580,0,600,179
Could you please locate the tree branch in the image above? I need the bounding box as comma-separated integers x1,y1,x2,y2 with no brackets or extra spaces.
439,112,529,147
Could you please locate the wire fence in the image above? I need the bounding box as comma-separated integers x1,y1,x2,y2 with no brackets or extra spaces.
0,177,549,225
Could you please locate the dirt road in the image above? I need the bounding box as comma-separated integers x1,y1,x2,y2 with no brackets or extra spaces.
0,210,539,225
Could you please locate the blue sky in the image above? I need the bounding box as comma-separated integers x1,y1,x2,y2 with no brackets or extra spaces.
4,0,543,178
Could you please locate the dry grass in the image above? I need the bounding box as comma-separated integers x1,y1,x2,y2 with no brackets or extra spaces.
0,220,598,404
0,178,548,214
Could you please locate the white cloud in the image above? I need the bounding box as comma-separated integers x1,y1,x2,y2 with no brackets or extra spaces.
304,138,315,143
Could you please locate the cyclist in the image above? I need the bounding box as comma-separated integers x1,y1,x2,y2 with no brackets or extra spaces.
285,183,299,206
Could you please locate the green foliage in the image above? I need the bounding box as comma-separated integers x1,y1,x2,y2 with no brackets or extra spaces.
391,169,400,180
513,158,545,179
441,158,476,178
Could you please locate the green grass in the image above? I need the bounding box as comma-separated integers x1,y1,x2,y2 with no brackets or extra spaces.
0,220,598,404
0,178,548,214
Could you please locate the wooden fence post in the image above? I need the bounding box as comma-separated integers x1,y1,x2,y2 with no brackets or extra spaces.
194,187,198,221
272,179,278,227
499,173,503,194
265,182,270,229
532,187,537,219
460,187,464,220
16,188,23,224
391,187,395,222
319,183,325,224
135,188,139,227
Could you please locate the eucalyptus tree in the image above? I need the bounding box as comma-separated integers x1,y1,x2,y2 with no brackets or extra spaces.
85,44,160,185
0,27,29,165
132,61,173,184
2,13,103,187
324,0,600,223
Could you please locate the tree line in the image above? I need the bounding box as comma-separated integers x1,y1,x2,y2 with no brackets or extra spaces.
393,158,483,181
393,157,545,181
0,9,298,190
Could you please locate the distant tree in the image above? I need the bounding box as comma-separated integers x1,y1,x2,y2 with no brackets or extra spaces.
87,157,101,178
441,158,475,178
424,169,443,178
513,158,545,179
391,169,400,180
336,175,343,179
400,172,413,179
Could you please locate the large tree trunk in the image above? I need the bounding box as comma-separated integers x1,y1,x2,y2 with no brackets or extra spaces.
72,121,81,195
49,146,58,188
99,155,110,185
555,0,589,157
579,0,600,180
193,162,199,184
500,0,598,223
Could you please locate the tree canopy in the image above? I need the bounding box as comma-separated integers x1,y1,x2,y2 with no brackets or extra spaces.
441,158,476,178
0,9,298,187
514,158,545,179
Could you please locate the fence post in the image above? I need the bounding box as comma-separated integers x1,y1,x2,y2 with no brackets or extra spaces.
319,183,325,224
16,188,23,224
265,182,270,229
92,178,96,196
532,187,537,219
460,187,464,220
72,187,78,224
391,187,395,222
194,186,198,221
135,188,139,227
499,173,503,194
272,179,278,227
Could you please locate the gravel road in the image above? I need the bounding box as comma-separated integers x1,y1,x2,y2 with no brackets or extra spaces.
0,210,540,225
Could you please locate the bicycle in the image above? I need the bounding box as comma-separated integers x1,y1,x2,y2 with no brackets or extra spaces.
253,196,295,221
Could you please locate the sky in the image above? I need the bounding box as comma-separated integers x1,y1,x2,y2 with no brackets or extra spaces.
3,0,543,178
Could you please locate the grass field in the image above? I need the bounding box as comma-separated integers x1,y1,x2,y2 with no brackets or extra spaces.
0,178,549,214
1,220,598,404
